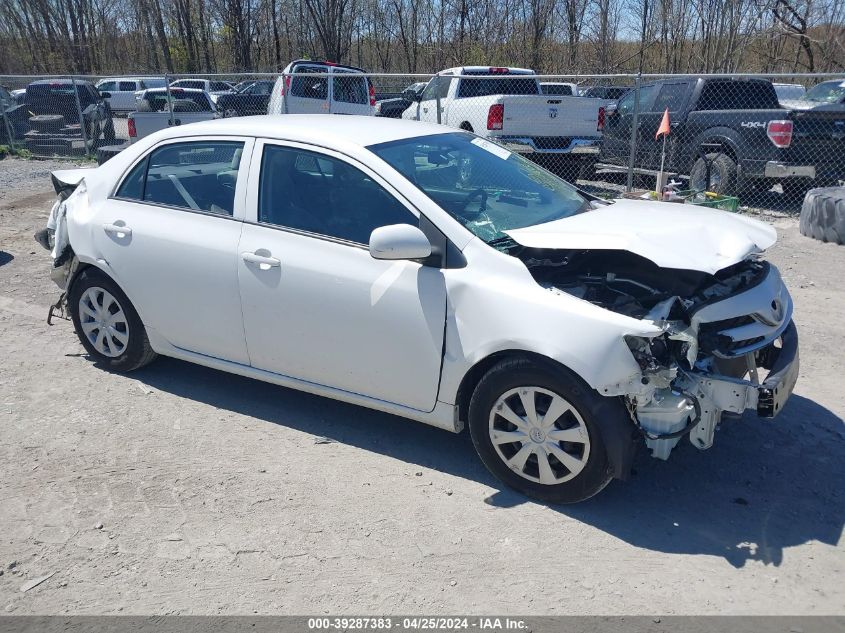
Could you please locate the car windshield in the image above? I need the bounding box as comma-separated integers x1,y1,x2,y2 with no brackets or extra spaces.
802,81,845,103
369,132,590,245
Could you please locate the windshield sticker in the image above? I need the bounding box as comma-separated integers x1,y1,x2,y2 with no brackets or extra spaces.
471,137,512,161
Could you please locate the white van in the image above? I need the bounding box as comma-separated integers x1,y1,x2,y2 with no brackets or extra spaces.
267,60,376,116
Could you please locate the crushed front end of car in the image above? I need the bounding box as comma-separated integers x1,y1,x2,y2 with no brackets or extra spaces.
504,202,799,461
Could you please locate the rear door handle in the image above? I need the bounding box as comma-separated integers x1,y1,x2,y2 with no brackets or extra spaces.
103,223,132,237
241,252,281,268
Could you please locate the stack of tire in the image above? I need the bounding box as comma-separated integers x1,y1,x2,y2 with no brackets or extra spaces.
799,187,845,245
28,114,66,133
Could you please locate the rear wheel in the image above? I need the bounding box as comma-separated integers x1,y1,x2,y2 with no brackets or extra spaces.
468,358,614,503
68,268,157,372
690,153,737,195
223,108,240,118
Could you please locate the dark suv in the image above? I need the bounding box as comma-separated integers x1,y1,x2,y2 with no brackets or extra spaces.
24,79,116,153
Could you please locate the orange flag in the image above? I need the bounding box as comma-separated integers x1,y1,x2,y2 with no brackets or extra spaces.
656,108,670,139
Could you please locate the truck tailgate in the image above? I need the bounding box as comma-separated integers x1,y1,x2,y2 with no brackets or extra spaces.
499,95,602,137
788,106,845,164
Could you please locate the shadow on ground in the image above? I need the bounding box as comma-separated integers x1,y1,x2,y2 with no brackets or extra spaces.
0,251,14,267
134,356,843,568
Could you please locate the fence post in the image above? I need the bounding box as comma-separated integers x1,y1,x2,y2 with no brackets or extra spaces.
165,73,174,128
71,75,91,159
435,72,442,124
1,99,16,152
625,73,642,193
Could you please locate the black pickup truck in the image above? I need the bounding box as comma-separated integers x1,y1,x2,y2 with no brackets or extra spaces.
214,80,275,117
600,77,845,197
23,79,116,154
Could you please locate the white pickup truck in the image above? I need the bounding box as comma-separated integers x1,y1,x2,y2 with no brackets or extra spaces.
401,66,606,182
127,88,217,143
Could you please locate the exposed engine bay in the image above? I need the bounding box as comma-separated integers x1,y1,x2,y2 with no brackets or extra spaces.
508,244,799,460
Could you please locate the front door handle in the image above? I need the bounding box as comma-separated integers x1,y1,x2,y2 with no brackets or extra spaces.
103,223,132,237
241,252,281,268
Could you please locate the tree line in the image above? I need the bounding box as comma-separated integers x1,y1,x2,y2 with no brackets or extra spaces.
0,0,843,76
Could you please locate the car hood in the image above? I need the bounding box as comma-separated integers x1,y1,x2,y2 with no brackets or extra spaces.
504,199,777,274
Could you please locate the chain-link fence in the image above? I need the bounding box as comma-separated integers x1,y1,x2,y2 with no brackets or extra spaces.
2,70,844,211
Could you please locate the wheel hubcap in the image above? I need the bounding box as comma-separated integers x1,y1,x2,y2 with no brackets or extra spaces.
78,287,129,358
489,386,590,485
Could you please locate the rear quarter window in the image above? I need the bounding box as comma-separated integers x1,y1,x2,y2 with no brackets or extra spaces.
696,81,780,111
457,75,539,98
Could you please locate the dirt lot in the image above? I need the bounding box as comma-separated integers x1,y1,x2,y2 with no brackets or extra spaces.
0,157,843,615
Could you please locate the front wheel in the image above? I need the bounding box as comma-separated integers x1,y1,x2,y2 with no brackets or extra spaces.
468,358,614,503
68,268,157,372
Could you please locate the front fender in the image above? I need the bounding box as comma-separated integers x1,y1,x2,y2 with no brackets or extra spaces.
438,242,661,406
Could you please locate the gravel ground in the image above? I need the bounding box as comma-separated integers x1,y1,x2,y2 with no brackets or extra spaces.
0,156,842,615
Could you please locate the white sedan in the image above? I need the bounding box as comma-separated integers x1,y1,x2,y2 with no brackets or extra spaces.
39,115,799,502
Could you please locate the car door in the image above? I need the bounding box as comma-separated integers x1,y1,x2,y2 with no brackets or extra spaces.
417,75,451,123
285,64,330,114
97,81,117,109
330,69,373,115
637,81,690,169
237,140,447,411
109,80,139,112
601,83,657,166
95,137,253,364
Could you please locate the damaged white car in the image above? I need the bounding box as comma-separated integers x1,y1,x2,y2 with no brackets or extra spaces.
37,116,799,503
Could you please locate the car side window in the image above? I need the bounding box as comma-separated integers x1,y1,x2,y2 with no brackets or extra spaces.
332,73,368,105
119,81,136,91
290,67,328,100
420,77,440,101
650,83,687,112
258,144,418,245
617,84,656,115
98,81,116,92
118,141,244,215
115,157,149,200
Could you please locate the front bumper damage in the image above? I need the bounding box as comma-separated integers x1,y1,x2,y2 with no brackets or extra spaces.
624,263,800,460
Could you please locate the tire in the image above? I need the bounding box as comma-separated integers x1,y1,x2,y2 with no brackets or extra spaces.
28,114,65,133
223,108,239,118
468,358,615,503
459,122,473,132
799,187,845,245
96,143,127,165
68,268,157,372
689,152,737,195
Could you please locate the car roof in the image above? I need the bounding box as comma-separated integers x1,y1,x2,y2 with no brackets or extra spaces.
443,66,534,75
144,87,206,94
162,115,457,147
29,79,94,87
287,59,367,73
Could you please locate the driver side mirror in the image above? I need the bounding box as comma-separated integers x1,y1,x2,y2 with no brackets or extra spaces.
100,91,111,98
403,89,422,103
369,224,431,261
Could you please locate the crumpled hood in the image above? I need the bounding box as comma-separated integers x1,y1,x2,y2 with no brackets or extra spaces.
504,199,777,274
